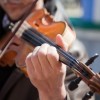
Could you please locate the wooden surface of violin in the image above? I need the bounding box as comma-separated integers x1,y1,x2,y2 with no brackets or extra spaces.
27,9,71,41
0,8,75,68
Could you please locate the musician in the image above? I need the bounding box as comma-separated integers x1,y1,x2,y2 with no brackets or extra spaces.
0,0,95,100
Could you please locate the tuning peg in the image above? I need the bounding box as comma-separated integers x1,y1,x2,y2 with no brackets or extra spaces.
68,53,99,91
85,53,99,66
68,77,81,91
82,91,94,100
82,54,99,99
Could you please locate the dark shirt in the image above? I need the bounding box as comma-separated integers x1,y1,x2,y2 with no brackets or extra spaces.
0,66,16,90
0,7,5,38
0,7,15,91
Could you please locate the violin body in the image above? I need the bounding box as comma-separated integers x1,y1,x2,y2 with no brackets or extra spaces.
0,9,75,68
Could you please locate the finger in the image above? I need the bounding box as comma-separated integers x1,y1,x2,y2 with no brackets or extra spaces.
61,24,76,49
47,46,66,74
25,52,35,78
56,34,68,51
26,46,44,80
47,46,61,70
31,46,43,74
38,43,54,77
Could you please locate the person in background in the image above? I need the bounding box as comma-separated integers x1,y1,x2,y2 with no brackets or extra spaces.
0,0,95,100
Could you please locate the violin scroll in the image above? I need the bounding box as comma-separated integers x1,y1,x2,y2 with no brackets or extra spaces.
73,61,100,94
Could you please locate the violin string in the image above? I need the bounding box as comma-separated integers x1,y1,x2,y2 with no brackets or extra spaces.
21,28,87,76
17,23,90,79
29,29,80,68
31,29,90,77
32,29,92,79
19,23,77,67
20,27,87,76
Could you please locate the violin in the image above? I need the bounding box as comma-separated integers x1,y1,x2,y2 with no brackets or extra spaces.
0,8,69,67
0,7,100,98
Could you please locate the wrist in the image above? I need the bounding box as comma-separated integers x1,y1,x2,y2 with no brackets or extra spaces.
38,85,67,100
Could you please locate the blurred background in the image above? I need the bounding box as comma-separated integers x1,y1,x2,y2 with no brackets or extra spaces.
61,0,100,99
60,0,100,72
